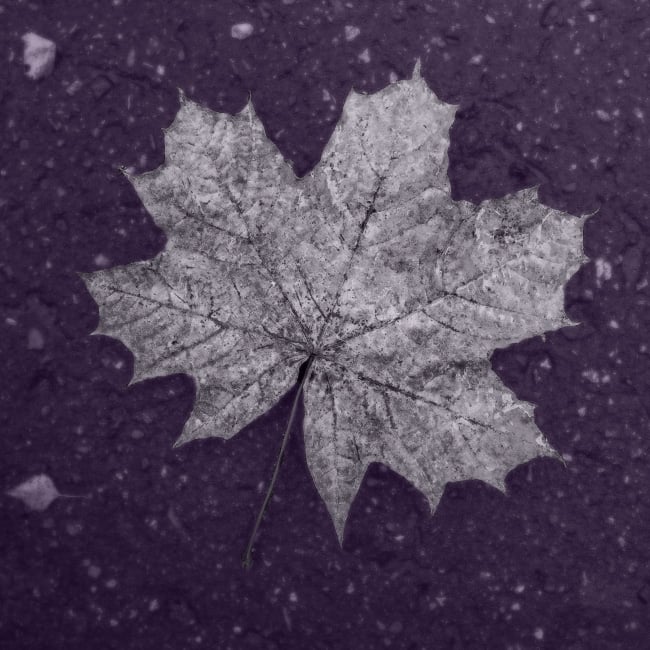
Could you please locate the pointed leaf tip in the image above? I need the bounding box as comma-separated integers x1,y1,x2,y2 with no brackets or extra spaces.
411,58,422,80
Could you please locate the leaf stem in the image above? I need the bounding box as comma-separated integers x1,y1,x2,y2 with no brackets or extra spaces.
242,354,315,569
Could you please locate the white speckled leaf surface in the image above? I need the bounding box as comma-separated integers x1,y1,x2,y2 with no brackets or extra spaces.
82,67,587,540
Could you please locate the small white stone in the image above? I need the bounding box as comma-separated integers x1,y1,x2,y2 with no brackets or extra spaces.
344,25,360,41
595,108,611,122
358,48,371,63
595,258,612,283
66,79,83,96
22,32,56,80
94,253,110,268
231,23,254,40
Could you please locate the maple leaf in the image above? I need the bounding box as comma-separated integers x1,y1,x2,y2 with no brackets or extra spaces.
82,65,586,542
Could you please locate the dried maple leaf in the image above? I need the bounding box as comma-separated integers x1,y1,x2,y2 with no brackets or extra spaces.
82,66,586,542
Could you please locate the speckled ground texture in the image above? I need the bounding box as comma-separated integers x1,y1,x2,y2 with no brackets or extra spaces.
1,1,649,648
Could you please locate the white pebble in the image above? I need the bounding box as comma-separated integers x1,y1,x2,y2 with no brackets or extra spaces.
358,48,371,63
345,25,360,41
22,32,56,80
231,23,254,40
